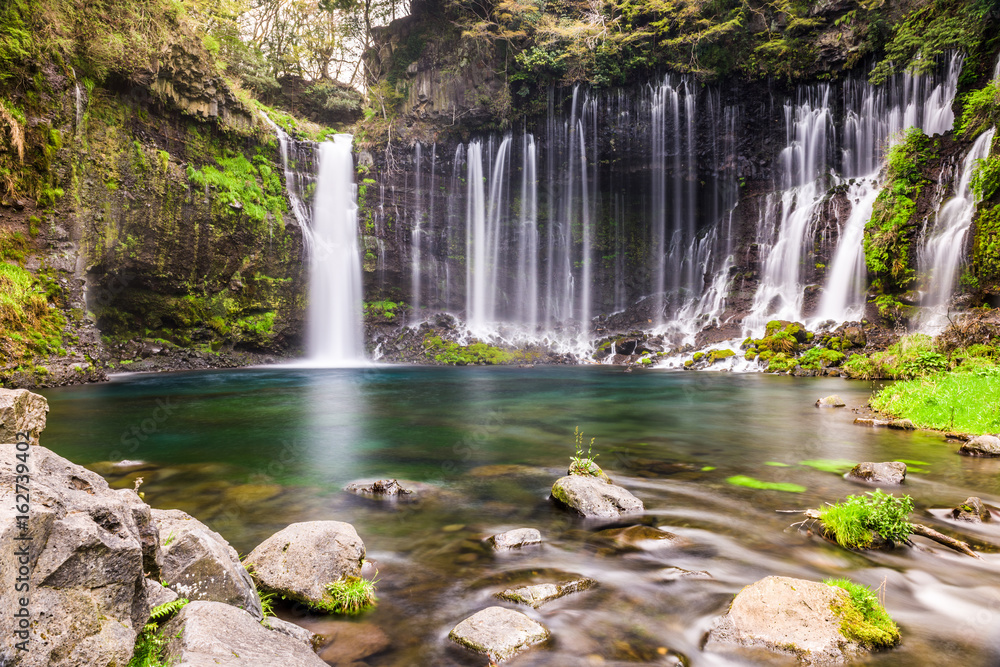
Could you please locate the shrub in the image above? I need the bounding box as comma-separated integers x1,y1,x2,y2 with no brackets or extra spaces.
819,490,914,549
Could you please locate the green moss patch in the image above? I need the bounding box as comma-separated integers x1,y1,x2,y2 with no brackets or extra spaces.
825,578,901,649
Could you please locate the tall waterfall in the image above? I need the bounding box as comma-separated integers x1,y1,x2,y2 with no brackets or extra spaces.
747,53,965,332
260,113,312,230
307,137,365,364
918,127,996,330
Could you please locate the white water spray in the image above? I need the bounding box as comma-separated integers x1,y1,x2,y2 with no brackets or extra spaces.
307,137,365,364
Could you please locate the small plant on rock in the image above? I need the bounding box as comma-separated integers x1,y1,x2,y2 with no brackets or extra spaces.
321,575,378,615
569,426,601,477
825,578,900,649
819,490,913,549
128,598,189,667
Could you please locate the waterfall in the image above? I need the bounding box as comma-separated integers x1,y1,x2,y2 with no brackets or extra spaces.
260,113,312,230
994,52,1000,82
746,86,833,331
918,127,996,330
516,134,539,330
307,137,365,364
411,143,423,321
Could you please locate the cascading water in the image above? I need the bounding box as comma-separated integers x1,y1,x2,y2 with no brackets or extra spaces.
411,143,424,321
260,113,312,230
918,127,996,330
307,137,365,364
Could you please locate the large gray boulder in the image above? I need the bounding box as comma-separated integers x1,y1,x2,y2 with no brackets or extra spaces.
551,475,644,518
162,601,327,666
0,444,153,667
0,388,49,446
244,521,364,609
152,508,262,620
960,435,1000,457
705,576,882,664
449,606,549,662
846,461,906,485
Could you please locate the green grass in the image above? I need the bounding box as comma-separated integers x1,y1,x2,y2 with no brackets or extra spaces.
319,576,377,615
819,490,913,550
871,367,1000,434
726,475,805,493
825,579,901,649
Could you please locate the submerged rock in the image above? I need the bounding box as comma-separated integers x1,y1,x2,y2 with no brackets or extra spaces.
654,567,713,582
951,497,992,523
551,475,644,518
495,577,596,608
854,417,916,430
0,387,49,445
705,576,879,664
845,461,906,485
345,478,413,496
815,395,846,408
312,621,390,664
960,435,1000,457
0,444,152,667
245,521,365,609
589,525,687,552
344,478,443,502
162,601,327,666
487,528,542,551
449,606,549,662
152,508,262,619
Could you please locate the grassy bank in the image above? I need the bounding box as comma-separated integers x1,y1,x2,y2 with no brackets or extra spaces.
871,368,1000,434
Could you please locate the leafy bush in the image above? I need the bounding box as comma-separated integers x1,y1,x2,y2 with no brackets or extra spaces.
825,579,901,649
819,490,914,549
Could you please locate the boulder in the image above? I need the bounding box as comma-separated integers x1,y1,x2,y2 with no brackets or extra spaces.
705,576,880,664
0,444,152,667
951,497,992,523
162,601,327,666
815,395,846,408
152,508,262,620
845,461,906,485
495,577,596,608
960,435,1000,457
0,388,49,446
266,617,318,650
551,475,644,518
487,528,542,551
449,606,549,662
145,577,179,608
245,521,364,609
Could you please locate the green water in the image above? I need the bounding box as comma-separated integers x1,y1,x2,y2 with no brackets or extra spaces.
41,367,1000,665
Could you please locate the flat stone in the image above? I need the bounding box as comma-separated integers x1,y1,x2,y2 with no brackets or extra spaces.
449,606,549,662
487,528,542,551
845,461,906,485
854,417,916,430
551,475,644,518
951,497,992,523
815,395,846,408
655,567,713,582
162,601,327,667
0,387,49,446
960,435,1000,457
888,419,916,430
495,578,596,608
245,521,365,609
705,576,869,664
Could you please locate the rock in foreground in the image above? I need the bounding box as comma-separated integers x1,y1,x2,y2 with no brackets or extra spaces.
487,528,542,551
706,576,891,664
0,387,49,445
152,508,262,619
0,444,152,667
815,395,846,408
162,601,327,666
960,435,1000,457
551,475,644,518
449,606,549,662
846,462,906,485
245,521,364,609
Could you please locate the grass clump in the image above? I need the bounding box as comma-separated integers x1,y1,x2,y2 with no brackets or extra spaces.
726,475,805,493
825,578,901,649
128,598,189,667
871,366,1000,433
819,490,914,549
569,426,602,477
320,575,377,615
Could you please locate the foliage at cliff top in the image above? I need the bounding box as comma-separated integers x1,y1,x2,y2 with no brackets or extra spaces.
443,0,997,101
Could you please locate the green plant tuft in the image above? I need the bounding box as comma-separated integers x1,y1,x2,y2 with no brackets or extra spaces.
569,426,601,477
319,575,378,615
819,490,914,549
825,578,901,649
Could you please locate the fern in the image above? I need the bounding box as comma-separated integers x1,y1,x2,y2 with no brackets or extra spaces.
149,598,189,622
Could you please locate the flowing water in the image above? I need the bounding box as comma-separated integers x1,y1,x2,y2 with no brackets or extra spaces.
307,137,365,364
40,368,1000,666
